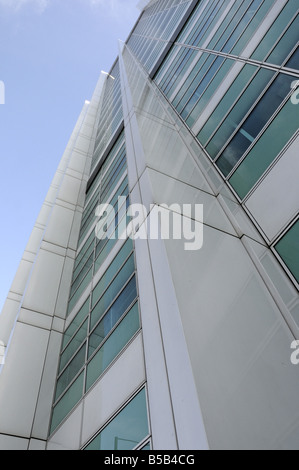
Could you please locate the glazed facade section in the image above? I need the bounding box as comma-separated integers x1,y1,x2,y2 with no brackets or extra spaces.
0,0,298,451
150,0,299,288
49,63,150,449
125,0,299,450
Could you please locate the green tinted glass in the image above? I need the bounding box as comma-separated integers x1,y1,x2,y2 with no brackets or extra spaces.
86,302,140,391
251,1,299,62
89,277,138,357
197,64,257,146
92,238,134,309
206,67,274,159
60,320,88,373
50,372,84,435
67,267,92,315
91,254,135,330
267,15,299,66
84,388,148,450
63,297,89,346
229,94,299,199
275,221,299,284
55,344,86,400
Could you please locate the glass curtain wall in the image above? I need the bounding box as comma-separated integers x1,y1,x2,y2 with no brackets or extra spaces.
127,0,299,288
50,62,146,440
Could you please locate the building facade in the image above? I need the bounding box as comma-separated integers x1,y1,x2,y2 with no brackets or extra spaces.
0,0,298,450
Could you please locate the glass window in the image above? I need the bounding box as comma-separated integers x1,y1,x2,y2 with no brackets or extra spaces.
205,67,275,160
91,63,123,173
229,94,299,199
78,216,96,250
197,64,258,146
155,44,180,87
192,0,228,48
94,181,129,259
220,0,260,53
275,221,299,284
50,372,84,435
89,276,138,355
81,192,100,234
181,55,226,119
96,193,128,246
86,302,140,391
101,155,127,204
91,254,135,323
202,0,237,47
67,267,92,315
141,443,151,451
174,53,215,112
71,194,130,316
98,148,124,197
92,238,133,309
90,275,138,336
216,73,295,176
55,344,86,401
64,297,89,343
70,252,94,298
88,132,125,201
102,134,125,173
73,234,94,282
266,14,299,66
251,1,299,62
175,0,212,44
127,0,193,74
59,320,88,373
163,48,197,98
95,237,119,275
230,0,273,56
186,0,226,46
186,58,235,128
286,46,299,71
84,388,149,450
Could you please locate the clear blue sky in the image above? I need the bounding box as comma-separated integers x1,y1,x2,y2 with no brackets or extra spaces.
0,0,140,312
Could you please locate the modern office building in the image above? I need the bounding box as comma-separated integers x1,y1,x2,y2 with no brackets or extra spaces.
0,0,298,450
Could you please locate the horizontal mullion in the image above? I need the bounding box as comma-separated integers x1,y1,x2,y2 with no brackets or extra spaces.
87,296,139,364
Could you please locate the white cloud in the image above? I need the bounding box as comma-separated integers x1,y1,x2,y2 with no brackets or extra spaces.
0,0,48,12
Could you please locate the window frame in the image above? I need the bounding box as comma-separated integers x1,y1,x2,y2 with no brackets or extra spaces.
272,215,299,290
